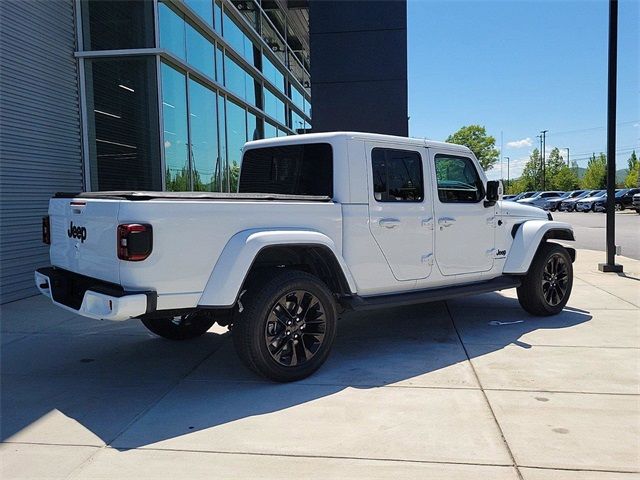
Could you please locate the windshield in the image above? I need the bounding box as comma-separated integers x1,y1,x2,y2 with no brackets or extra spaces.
615,189,629,197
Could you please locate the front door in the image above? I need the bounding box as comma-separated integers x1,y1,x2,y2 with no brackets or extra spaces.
430,151,495,275
366,143,434,281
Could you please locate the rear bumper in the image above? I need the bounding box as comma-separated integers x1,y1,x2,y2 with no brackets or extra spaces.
35,267,156,321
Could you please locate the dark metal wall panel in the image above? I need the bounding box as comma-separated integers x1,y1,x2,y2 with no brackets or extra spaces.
309,0,408,136
0,0,83,303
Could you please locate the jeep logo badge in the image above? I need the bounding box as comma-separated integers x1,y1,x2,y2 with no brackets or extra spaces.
67,221,87,243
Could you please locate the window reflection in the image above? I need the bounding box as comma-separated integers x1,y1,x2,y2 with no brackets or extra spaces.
264,122,277,139
81,0,154,51
184,0,213,27
189,80,219,191
226,100,247,192
264,88,285,125
159,3,186,60
223,11,256,66
161,63,190,191
186,24,215,79
85,57,160,190
262,53,285,93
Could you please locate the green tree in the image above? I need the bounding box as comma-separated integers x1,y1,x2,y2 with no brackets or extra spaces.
624,151,639,188
516,148,542,191
446,125,499,171
229,160,240,192
545,147,580,190
581,153,607,189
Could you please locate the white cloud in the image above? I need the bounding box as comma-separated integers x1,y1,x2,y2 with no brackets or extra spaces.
506,137,533,149
633,123,640,128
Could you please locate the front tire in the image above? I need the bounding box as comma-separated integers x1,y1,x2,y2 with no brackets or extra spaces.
141,312,215,340
233,269,337,382
517,242,573,316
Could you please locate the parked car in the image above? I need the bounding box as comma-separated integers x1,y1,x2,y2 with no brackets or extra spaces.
503,194,518,201
593,188,640,212
615,188,640,210
575,190,606,212
35,132,576,382
633,193,640,213
543,190,586,211
518,191,566,208
509,191,537,202
558,190,599,212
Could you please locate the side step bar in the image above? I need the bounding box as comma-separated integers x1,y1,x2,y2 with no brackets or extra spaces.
343,275,522,311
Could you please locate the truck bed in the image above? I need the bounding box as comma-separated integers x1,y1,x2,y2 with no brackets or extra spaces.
53,191,333,202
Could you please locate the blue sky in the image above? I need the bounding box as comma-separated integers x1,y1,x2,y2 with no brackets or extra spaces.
408,0,639,180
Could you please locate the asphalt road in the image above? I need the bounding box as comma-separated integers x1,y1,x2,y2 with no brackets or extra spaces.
552,210,640,260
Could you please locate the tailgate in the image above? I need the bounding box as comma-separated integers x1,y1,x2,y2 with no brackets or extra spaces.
49,197,121,284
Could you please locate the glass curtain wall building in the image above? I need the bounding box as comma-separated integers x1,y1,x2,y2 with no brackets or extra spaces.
80,0,311,192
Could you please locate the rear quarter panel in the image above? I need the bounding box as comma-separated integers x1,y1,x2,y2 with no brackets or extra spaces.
117,200,342,308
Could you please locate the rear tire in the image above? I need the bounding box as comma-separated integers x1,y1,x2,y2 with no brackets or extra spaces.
141,312,215,340
232,269,337,382
517,242,573,316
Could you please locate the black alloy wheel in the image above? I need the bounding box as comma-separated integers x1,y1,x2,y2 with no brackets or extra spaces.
265,290,327,367
541,253,570,307
233,269,337,382
517,242,573,316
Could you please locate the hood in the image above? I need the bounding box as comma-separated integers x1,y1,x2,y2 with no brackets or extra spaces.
498,200,548,219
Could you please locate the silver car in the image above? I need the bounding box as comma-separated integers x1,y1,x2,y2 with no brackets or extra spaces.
518,191,566,209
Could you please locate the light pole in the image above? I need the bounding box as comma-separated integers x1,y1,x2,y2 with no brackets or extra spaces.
540,130,548,190
599,0,622,272
537,134,543,189
504,157,510,193
564,147,570,166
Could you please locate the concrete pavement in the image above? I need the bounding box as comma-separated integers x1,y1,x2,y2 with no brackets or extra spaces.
1,249,638,479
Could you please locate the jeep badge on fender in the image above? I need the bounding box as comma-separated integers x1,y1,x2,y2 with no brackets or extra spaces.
67,221,87,243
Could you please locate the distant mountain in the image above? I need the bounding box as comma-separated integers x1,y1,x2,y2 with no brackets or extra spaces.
573,167,628,184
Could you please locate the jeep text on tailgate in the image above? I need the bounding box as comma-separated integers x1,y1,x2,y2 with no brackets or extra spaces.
36,132,576,382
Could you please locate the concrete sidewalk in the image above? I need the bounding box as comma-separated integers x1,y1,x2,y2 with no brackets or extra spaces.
1,249,638,479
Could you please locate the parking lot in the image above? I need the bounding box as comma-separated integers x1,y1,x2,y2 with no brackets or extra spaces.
1,249,638,479
553,210,640,260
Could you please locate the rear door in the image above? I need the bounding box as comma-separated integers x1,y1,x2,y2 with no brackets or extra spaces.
366,142,434,281
430,150,495,275
49,198,121,284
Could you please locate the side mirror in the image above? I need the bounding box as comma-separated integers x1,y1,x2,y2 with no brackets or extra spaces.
484,180,499,207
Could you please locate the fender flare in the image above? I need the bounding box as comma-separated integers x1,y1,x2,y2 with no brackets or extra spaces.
503,220,575,274
198,229,357,307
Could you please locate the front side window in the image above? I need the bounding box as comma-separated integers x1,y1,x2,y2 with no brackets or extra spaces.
372,149,423,202
435,154,484,203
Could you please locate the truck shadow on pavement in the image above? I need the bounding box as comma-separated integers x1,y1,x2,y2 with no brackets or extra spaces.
1,293,592,451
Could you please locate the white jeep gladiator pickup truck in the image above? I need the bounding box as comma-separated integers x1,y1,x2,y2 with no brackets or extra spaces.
36,132,575,382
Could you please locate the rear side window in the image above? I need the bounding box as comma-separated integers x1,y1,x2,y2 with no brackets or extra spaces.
239,143,333,196
371,148,423,202
435,154,484,203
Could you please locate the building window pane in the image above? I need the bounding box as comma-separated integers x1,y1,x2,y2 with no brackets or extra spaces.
186,24,215,78
291,86,304,112
226,99,247,192
262,53,285,93
304,98,312,118
216,47,224,84
184,0,213,27
223,11,256,65
81,0,154,51
218,95,228,190
247,112,262,141
159,3,186,60
291,110,305,133
214,0,222,33
161,63,190,191
264,88,285,125
264,121,277,139
278,128,289,137
84,57,160,190
224,54,258,107
188,80,219,191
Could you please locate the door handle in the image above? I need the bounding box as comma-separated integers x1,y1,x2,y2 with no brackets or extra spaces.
379,218,401,228
438,217,456,227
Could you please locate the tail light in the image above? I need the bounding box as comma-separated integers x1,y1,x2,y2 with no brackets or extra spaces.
117,224,152,261
42,216,51,245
